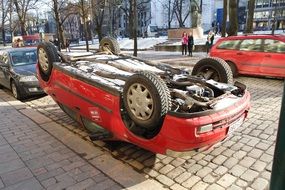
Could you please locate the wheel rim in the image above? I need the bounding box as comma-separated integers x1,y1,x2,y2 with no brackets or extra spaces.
127,83,154,121
38,48,49,72
103,43,112,52
197,66,220,81
11,82,17,98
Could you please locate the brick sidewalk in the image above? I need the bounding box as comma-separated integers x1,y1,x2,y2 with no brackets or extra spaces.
0,91,164,190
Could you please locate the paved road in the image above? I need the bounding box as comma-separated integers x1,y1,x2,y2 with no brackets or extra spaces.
0,53,284,190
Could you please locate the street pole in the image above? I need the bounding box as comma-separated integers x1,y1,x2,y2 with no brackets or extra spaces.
270,80,285,190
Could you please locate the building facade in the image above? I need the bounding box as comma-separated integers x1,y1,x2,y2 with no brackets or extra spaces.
43,0,285,41
253,0,285,30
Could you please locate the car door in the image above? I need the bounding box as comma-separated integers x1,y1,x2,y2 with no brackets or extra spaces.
261,39,285,77
0,52,11,88
236,38,264,75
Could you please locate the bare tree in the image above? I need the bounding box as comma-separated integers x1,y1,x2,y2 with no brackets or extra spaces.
173,0,190,27
1,0,11,46
75,0,90,51
120,0,150,39
13,0,40,35
221,0,227,37
228,0,238,36
91,0,106,41
245,0,255,33
158,0,175,29
49,0,76,51
132,0,137,56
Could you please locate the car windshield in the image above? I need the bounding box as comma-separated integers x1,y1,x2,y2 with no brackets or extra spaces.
10,49,37,66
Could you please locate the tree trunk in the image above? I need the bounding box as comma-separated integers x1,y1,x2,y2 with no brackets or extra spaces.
96,27,103,42
13,0,27,35
221,0,227,37
1,1,6,46
59,24,65,50
245,0,255,33
133,0,137,56
129,0,133,39
228,0,238,36
83,19,89,52
168,0,171,29
53,0,62,51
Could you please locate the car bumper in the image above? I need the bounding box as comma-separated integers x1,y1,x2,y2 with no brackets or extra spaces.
159,91,250,155
18,81,45,96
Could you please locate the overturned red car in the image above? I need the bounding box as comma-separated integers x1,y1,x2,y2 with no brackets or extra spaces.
36,38,250,155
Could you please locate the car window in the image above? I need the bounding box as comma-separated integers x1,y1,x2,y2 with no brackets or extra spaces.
217,40,241,50
239,39,262,52
9,49,37,66
263,39,285,53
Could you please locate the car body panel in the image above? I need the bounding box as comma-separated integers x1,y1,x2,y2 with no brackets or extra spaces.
210,35,285,78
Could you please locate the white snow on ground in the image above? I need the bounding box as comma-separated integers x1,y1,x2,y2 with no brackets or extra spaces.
75,37,168,50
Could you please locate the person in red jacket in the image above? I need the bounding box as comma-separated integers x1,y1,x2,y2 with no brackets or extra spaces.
181,32,188,55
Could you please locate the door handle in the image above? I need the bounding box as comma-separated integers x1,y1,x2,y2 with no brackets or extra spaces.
236,52,243,55
265,55,271,58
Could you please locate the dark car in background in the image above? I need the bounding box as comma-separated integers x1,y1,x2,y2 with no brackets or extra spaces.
0,47,44,100
210,34,285,78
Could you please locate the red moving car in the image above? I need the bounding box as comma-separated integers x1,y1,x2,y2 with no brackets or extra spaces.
209,34,285,78
36,38,250,155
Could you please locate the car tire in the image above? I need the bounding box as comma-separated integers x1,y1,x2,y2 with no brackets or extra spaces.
191,57,233,84
11,80,23,100
226,61,238,77
123,71,171,130
99,37,120,55
37,42,60,82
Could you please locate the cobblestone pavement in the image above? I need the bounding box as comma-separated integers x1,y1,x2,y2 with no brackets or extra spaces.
0,92,164,190
0,53,284,190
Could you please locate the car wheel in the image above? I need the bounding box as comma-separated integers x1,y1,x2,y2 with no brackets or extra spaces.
226,61,238,77
37,42,60,82
123,71,171,130
99,37,120,55
11,80,23,100
191,57,233,84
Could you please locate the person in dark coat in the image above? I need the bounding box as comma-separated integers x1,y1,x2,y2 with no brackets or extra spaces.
188,32,194,57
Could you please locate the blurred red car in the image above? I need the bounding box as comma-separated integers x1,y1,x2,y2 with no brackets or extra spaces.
210,34,285,78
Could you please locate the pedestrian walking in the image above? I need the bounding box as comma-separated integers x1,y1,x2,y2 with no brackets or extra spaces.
181,32,188,56
66,39,70,52
188,32,194,57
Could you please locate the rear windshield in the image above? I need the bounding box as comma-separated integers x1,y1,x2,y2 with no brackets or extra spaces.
10,49,37,66
217,40,241,50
